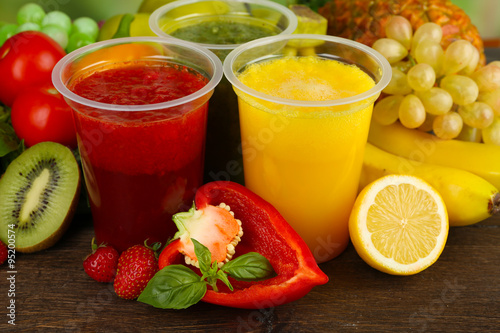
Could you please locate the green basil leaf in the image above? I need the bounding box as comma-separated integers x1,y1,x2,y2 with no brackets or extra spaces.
0,105,9,123
0,122,20,157
209,261,218,276
192,238,212,275
0,140,24,175
222,252,275,281
216,270,233,292
138,265,207,309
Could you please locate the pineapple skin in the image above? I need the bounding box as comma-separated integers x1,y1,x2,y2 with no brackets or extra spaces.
319,0,485,64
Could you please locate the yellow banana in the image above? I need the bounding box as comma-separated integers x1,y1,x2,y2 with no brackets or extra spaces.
361,143,500,226
368,121,500,190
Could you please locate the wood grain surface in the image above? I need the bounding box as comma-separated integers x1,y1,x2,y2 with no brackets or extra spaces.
1,212,499,332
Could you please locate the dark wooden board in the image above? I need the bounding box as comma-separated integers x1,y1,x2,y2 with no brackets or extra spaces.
1,213,498,332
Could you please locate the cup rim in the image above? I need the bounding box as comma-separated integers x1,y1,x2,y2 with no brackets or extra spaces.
149,0,298,50
223,34,392,107
51,36,223,112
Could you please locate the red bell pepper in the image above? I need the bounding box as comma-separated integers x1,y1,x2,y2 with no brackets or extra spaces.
158,181,328,309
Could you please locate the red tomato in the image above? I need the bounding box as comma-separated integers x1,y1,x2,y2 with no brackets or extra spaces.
11,83,77,149
0,31,65,106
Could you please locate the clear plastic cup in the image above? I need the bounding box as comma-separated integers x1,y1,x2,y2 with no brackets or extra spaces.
224,34,391,263
52,37,222,252
150,0,298,184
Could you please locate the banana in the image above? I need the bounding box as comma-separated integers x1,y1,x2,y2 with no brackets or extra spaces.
361,143,500,226
368,121,500,190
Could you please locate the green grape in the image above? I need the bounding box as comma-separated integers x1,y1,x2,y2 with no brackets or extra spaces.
440,75,479,106
0,24,18,46
407,63,436,92
392,60,413,73
482,117,500,145
414,40,444,73
17,22,40,32
433,112,463,140
71,17,99,42
17,3,45,25
441,40,474,75
489,61,500,69
42,11,72,34
372,38,408,64
418,113,436,132
456,124,482,142
478,89,500,116
457,102,494,129
411,22,442,54
373,95,404,126
415,87,453,116
383,67,413,95
385,16,412,50
399,94,426,129
459,46,480,76
470,64,500,92
41,24,68,49
66,32,94,53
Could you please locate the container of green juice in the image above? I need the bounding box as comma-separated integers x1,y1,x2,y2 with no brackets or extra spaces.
150,0,297,184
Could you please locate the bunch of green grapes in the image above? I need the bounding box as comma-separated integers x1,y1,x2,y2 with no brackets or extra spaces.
371,15,500,145
0,2,99,53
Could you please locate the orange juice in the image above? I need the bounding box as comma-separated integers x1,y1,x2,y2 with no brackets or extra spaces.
236,56,376,262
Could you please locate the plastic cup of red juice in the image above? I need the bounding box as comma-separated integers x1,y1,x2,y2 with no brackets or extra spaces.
149,0,298,185
52,37,223,252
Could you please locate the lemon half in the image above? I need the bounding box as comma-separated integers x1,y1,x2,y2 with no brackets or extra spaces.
349,175,449,275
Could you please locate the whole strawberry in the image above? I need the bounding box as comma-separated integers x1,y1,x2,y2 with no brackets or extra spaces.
114,241,161,300
83,238,119,283
0,241,7,265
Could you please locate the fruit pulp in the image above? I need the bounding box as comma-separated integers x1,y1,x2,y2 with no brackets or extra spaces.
70,61,209,252
236,56,375,263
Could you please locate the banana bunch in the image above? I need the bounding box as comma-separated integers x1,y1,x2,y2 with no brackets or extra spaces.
363,121,500,226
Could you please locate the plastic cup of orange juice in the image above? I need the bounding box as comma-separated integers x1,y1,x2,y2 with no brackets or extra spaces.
223,34,391,263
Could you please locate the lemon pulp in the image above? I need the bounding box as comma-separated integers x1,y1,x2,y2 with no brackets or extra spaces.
367,183,442,265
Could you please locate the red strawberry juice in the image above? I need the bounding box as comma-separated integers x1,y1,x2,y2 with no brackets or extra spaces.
69,62,210,252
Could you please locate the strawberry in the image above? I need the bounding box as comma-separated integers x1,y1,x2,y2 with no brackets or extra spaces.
172,202,243,268
83,238,119,283
0,241,7,265
114,241,161,300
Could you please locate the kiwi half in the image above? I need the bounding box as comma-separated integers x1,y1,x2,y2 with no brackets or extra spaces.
0,142,80,253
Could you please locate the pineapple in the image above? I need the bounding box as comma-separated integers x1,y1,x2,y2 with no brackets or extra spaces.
318,0,485,64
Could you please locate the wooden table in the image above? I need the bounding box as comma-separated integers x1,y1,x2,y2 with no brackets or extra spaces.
2,211,499,332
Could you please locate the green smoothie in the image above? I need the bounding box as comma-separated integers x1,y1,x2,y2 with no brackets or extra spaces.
171,19,278,44
149,0,298,185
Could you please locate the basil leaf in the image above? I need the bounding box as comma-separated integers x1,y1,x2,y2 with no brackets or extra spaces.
216,270,233,292
0,105,9,123
0,140,24,175
222,252,275,281
0,122,20,157
138,265,207,309
192,238,211,275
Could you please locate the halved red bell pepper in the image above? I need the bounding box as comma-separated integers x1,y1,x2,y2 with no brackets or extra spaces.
158,181,328,309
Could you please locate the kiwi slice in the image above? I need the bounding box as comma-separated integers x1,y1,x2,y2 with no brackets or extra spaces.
0,142,80,253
